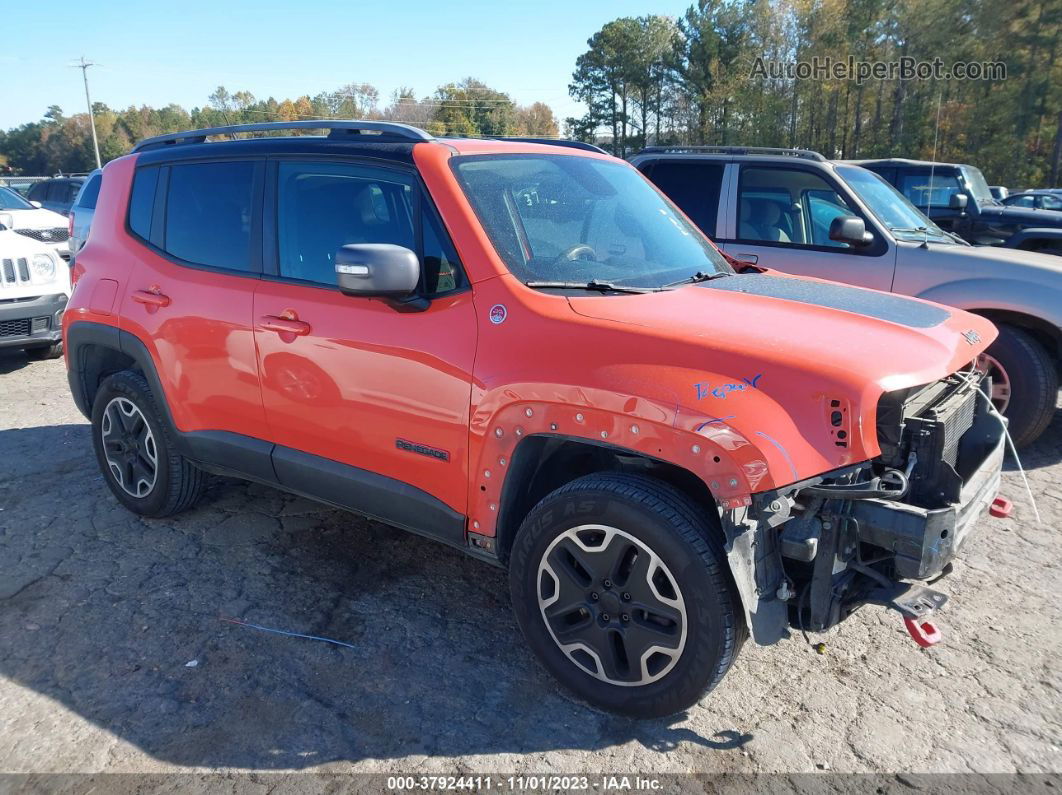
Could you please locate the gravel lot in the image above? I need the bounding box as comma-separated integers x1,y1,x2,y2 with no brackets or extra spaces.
0,352,1059,778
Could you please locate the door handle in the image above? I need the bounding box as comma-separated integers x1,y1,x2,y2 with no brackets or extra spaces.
731,252,759,264
131,289,171,307
259,315,311,336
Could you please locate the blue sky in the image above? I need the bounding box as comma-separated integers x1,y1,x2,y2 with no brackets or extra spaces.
4,0,690,130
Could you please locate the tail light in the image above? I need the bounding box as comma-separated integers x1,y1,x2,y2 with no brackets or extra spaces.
68,211,75,239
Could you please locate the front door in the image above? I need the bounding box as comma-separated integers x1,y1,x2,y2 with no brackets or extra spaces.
253,159,476,515
722,164,896,292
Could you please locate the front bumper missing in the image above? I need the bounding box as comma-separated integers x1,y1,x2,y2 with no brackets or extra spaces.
849,409,1006,580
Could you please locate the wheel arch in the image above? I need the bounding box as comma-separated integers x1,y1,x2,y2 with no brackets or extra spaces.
966,309,1061,363
65,321,185,447
492,434,718,566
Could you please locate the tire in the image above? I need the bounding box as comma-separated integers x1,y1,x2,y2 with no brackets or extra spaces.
980,324,1058,447
508,472,744,718
25,342,63,360
91,370,206,517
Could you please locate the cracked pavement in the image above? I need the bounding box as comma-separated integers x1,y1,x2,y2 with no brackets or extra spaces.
0,353,1059,776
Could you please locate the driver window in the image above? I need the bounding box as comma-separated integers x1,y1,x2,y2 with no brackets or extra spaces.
737,167,857,249
277,161,415,285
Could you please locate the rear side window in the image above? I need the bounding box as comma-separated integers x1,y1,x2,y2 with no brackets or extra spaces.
165,161,255,271
78,174,102,210
128,167,160,240
28,183,46,201
645,160,724,236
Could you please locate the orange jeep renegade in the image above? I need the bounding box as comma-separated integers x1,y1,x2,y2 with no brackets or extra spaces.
64,121,1008,718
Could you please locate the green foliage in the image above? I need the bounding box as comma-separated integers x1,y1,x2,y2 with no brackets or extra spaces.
569,0,1062,186
0,79,558,175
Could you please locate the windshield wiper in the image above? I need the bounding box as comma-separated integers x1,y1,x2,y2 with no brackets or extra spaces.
524,279,661,294
663,270,732,288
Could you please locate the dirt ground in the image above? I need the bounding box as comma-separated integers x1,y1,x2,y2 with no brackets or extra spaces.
0,353,1059,779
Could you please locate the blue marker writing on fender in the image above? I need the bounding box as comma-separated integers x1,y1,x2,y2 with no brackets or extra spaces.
695,416,736,432
695,374,763,400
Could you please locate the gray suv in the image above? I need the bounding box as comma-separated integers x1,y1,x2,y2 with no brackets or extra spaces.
634,146,1061,446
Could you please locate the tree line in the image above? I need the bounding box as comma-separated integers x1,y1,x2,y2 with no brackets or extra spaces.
3,0,1060,187
0,78,559,176
566,0,1062,187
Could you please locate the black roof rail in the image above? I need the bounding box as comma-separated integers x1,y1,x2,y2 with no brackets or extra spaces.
490,136,608,154
637,145,826,162
133,120,434,152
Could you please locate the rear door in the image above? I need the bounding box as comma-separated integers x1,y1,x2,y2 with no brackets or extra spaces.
118,159,266,440
252,158,476,516
720,163,896,291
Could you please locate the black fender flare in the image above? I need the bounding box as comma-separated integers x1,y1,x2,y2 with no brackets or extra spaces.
65,321,185,453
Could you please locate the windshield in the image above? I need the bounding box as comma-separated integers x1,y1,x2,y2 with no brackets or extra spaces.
961,166,995,204
836,164,954,244
0,187,33,211
452,154,731,289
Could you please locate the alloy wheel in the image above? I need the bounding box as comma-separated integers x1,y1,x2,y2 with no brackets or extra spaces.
537,524,687,687
100,397,158,497
976,351,1012,414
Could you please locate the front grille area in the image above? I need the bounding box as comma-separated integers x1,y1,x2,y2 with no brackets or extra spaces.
15,227,68,243
0,318,31,337
1,257,31,287
876,373,981,507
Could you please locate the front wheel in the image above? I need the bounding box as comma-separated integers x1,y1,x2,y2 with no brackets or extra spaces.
978,324,1058,447
508,473,743,718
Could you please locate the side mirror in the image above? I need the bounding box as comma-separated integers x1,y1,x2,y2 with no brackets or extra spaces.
949,193,968,211
828,215,872,247
335,244,420,301
29,200,42,209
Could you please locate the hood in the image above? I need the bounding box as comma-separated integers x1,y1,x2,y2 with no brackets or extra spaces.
0,228,59,259
918,238,1062,275
0,207,68,231
980,203,1062,226
568,272,994,393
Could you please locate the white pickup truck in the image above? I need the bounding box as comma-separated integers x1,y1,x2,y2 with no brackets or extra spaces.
0,228,69,359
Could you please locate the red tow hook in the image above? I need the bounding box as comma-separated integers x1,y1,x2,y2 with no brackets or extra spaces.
990,496,1013,519
904,617,942,648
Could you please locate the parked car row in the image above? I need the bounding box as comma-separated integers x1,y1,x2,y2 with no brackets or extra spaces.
57,120,1037,718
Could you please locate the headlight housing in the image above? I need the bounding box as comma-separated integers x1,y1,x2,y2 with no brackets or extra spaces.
31,253,56,282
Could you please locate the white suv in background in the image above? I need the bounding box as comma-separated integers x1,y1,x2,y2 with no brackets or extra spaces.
0,229,69,359
0,186,72,261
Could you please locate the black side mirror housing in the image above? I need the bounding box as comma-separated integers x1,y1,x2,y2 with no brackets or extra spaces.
828,215,873,247
949,192,969,211
335,244,421,305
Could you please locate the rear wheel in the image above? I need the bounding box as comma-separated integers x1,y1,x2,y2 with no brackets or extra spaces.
508,472,743,718
978,324,1057,447
91,370,206,517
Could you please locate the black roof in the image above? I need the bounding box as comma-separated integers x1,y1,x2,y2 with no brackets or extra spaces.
134,136,422,167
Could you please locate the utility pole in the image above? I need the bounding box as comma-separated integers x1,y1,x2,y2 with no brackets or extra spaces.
73,57,102,169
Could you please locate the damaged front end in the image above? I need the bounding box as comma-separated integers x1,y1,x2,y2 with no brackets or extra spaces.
723,368,1007,647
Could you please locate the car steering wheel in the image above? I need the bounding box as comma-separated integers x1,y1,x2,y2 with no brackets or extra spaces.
553,244,597,266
